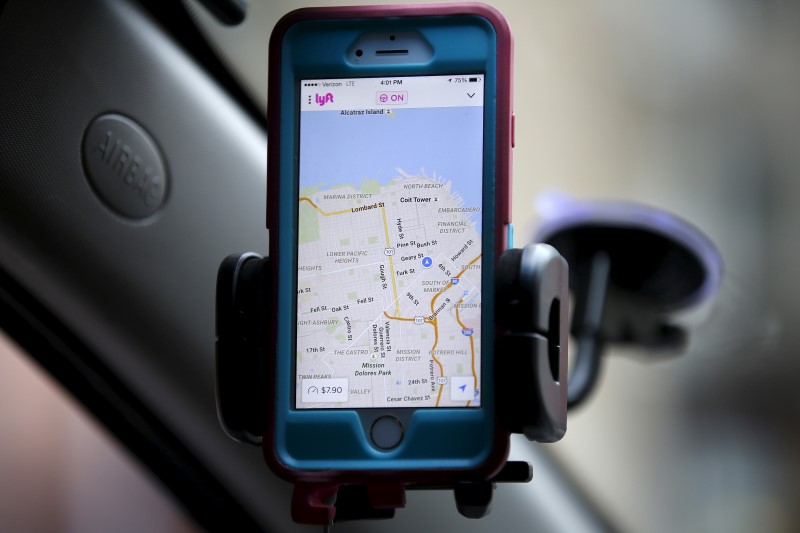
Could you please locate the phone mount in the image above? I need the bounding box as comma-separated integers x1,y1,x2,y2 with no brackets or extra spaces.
534,194,723,408
216,243,569,524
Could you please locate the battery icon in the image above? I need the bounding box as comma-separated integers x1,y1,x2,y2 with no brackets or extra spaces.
469,77,479,82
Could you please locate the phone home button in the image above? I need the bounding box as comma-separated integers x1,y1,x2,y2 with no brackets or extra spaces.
371,416,404,450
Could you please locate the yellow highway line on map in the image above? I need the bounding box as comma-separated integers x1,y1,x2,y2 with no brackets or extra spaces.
455,299,477,408
299,197,352,216
380,205,401,317
430,252,482,406
385,252,483,407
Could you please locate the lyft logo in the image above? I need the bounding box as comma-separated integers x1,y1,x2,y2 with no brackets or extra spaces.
315,92,334,106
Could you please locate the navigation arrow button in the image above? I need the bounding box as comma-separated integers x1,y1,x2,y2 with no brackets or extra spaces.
467,92,475,98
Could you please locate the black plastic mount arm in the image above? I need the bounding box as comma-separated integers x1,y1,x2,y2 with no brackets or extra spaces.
495,244,569,442
215,252,269,445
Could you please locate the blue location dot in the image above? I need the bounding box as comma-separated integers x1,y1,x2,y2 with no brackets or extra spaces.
422,256,433,268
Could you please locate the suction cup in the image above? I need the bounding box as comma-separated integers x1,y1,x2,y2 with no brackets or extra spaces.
534,194,722,408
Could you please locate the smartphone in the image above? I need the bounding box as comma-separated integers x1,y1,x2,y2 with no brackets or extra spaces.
266,4,513,483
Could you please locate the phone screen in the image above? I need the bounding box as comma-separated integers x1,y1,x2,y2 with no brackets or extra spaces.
295,74,485,409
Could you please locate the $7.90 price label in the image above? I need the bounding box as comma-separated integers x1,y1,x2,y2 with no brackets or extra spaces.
302,378,349,403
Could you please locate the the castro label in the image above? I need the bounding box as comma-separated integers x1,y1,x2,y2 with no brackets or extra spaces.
82,113,168,219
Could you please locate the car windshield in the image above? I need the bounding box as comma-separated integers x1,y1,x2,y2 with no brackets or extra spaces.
1,1,798,532
187,2,800,531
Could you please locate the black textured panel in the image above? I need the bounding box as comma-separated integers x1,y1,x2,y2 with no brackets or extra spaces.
0,0,279,530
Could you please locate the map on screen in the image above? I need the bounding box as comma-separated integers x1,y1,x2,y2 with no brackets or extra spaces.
295,76,485,409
